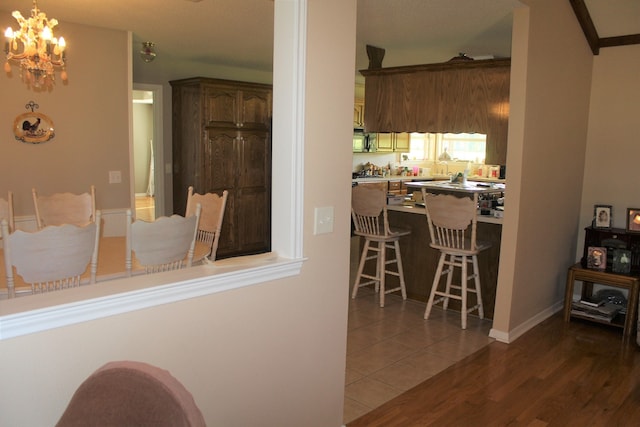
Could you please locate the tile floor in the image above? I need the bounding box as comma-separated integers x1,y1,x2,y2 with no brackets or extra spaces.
343,236,494,424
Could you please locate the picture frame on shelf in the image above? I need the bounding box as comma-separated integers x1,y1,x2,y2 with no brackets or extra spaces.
587,246,606,270
612,249,632,274
627,208,640,233
593,205,612,229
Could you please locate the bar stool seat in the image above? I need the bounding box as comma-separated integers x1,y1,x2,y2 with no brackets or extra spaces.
351,185,409,307
422,191,491,329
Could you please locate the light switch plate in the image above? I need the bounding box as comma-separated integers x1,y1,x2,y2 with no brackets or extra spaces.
314,206,334,235
109,170,122,184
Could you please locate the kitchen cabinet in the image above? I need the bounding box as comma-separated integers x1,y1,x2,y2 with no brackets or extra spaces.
387,180,408,195
354,99,365,128
376,132,410,152
361,58,510,165
171,77,272,258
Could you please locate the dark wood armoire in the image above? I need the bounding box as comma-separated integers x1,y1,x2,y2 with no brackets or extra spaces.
170,77,272,259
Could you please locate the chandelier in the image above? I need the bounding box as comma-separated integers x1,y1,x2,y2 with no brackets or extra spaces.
3,0,68,88
140,42,157,63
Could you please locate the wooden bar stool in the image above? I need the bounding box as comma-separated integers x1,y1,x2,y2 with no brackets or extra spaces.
422,191,491,329
351,185,409,307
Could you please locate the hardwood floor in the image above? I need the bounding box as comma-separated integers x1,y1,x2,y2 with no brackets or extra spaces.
135,195,155,222
348,314,640,426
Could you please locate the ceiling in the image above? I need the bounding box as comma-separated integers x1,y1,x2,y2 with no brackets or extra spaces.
0,0,638,81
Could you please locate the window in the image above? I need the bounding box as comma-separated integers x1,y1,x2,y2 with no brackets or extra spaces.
407,133,433,160
438,133,487,163
403,132,487,163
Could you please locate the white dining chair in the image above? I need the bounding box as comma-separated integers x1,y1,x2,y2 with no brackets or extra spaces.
32,185,97,229
1,211,102,298
185,186,228,263
125,205,201,276
0,191,15,234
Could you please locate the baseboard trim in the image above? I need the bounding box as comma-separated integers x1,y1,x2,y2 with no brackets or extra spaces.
13,208,129,237
489,301,564,343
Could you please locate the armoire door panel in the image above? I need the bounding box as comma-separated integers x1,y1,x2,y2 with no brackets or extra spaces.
205,87,238,125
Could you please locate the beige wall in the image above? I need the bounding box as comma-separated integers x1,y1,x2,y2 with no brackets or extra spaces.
0,1,354,426
0,15,131,217
579,44,640,244
492,0,594,338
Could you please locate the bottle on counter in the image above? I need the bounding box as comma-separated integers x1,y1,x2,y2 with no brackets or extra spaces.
463,162,470,184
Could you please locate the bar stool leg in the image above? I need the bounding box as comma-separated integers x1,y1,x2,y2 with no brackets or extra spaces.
472,255,484,319
425,252,447,319
442,255,456,310
352,239,372,299
394,240,407,300
461,255,468,330
373,241,381,293
379,240,388,307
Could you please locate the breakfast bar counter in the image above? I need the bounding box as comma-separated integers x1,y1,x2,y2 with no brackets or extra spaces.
385,205,502,319
380,181,504,319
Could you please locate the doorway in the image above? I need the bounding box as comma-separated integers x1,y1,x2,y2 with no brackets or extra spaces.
132,84,164,220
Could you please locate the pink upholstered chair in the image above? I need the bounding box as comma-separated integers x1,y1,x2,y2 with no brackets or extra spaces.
56,361,206,427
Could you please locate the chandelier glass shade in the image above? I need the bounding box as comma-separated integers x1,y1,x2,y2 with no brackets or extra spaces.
4,0,67,88
140,42,157,63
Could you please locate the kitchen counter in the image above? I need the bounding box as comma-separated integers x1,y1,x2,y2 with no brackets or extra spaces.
387,204,503,225
352,175,505,184
352,175,434,183
404,180,505,194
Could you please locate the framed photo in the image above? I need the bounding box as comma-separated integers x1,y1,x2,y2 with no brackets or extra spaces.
612,249,632,274
587,246,606,270
627,208,640,233
593,205,612,229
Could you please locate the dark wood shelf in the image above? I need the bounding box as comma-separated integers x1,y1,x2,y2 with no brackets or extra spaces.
569,310,625,329
564,263,639,341
581,226,640,275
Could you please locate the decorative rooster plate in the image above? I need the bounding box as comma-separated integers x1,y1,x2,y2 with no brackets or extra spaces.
13,111,55,144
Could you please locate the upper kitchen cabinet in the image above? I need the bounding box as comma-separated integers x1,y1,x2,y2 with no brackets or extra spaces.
354,99,365,128
377,132,410,152
171,77,272,259
361,59,510,165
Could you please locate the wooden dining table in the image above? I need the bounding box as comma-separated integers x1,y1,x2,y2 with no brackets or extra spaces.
0,236,211,295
